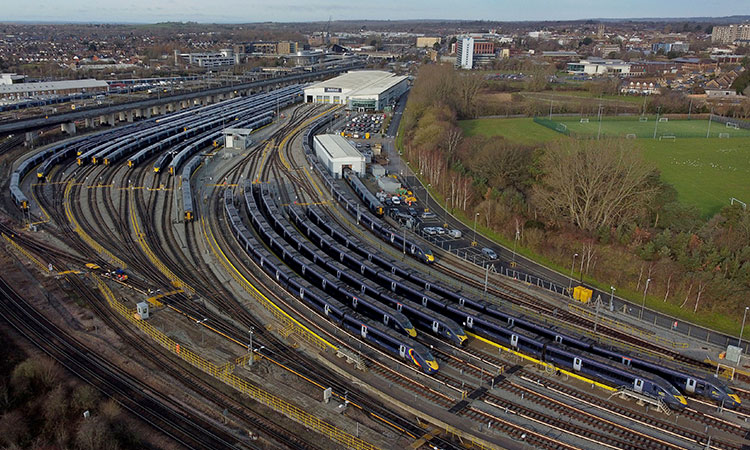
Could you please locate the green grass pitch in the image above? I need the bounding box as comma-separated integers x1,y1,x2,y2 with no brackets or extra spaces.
555,116,750,139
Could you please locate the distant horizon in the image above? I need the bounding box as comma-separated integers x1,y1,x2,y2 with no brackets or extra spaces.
1,0,748,25
1,15,749,26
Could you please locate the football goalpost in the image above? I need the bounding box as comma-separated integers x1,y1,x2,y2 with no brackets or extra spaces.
659,135,676,141
719,133,731,139
639,116,648,122
625,133,637,139
580,118,590,123
658,117,669,123
726,122,740,130
556,123,568,132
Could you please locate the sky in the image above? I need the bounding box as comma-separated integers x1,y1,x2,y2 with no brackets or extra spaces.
2,0,746,23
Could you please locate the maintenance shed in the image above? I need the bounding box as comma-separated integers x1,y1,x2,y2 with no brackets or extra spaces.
303,70,408,111
313,134,365,178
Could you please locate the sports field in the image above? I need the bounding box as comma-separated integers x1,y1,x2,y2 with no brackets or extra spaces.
549,116,750,139
458,117,563,145
458,117,750,217
640,137,750,217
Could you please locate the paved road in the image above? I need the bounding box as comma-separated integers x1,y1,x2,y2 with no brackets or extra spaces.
385,98,746,356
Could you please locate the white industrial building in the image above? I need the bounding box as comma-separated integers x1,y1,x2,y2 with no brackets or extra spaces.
313,134,365,178
567,59,631,76
304,70,408,111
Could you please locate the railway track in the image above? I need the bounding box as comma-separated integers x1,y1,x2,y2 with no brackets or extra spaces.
0,272,247,450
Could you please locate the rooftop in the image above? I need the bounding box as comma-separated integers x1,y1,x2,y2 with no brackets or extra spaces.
307,70,407,97
0,79,108,94
314,134,362,160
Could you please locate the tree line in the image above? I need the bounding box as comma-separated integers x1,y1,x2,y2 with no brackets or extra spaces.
401,64,750,325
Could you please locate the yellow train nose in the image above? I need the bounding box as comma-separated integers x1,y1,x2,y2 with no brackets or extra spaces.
427,360,439,371
458,334,468,345
729,394,741,404
677,395,687,405
406,327,417,337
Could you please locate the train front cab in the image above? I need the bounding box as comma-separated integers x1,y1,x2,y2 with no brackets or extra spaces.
695,377,741,408
401,344,438,374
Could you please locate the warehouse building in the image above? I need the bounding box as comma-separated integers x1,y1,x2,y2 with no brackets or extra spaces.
0,79,109,100
303,70,408,111
313,134,365,178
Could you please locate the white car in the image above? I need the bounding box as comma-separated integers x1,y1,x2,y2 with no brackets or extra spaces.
391,196,401,205
423,227,437,236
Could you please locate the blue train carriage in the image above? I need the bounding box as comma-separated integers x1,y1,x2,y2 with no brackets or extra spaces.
458,308,686,409
342,168,384,216
224,194,436,374
479,300,741,409
585,342,742,409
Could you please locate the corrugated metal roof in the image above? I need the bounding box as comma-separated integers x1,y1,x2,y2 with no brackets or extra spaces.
0,79,109,94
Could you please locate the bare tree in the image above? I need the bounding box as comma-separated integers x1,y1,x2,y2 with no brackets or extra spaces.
443,126,463,165
533,138,659,232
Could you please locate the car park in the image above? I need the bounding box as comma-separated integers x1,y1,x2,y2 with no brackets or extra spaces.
482,247,498,260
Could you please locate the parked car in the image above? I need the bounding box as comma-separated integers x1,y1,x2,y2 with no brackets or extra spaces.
421,211,436,219
448,229,462,238
391,196,401,205
423,227,437,236
482,247,498,260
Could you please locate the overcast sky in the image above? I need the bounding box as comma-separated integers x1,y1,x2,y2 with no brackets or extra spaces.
3,0,745,23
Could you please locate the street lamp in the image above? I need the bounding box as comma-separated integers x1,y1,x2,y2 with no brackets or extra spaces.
425,184,431,212
568,253,578,294
472,212,480,246
739,307,749,354
640,278,651,320
196,318,208,345
248,327,255,366
511,229,519,268
609,286,616,312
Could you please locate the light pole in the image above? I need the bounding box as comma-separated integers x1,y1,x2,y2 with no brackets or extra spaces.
640,278,651,320
653,106,661,139
568,253,578,294
609,286,615,312
472,212,479,246
739,307,749,354
511,229,519,268
196,318,208,345
248,327,255,366
425,183,431,212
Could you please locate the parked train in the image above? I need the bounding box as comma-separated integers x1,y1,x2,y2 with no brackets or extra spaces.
253,183,465,345
302,204,738,409
223,188,438,374
342,168,384,216
247,183,423,339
